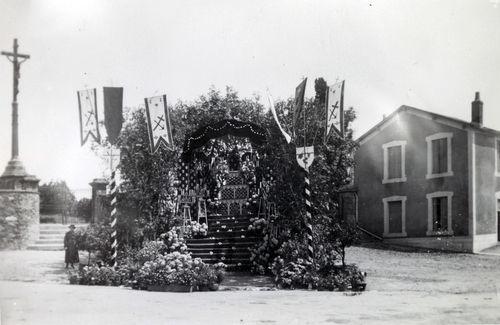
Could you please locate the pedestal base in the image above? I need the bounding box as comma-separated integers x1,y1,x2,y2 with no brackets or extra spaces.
0,159,40,249
1,157,27,177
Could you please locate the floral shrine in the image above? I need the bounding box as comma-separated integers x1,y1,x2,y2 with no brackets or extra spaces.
177,119,275,270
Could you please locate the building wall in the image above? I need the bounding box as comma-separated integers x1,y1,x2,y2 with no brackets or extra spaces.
355,112,469,239
474,132,497,235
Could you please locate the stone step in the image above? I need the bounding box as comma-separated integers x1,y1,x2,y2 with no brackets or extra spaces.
39,230,67,235
208,215,252,222
27,244,64,251
208,223,250,230
199,257,251,265
208,219,251,227
187,241,257,249
187,236,259,244
39,223,88,229
207,230,251,238
38,234,65,240
190,247,250,254
191,253,251,261
35,239,63,245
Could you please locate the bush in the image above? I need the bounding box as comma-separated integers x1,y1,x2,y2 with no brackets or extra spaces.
76,265,125,286
270,237,366,291
133,251,225,289
159,228,188,253
75,224,113,265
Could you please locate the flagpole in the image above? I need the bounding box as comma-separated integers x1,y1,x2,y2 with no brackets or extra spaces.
301,79,313,267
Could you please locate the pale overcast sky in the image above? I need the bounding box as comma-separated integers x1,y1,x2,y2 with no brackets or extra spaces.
0,0,499,197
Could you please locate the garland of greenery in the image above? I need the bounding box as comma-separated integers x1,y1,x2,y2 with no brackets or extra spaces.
182,119,267,160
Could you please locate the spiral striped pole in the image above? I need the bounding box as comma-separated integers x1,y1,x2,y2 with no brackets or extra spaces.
296,146,315,266
108,169,118,267
303,168,314,264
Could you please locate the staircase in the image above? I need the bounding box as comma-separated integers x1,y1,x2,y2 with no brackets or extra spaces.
187,171,260,271
27,224,87,251
187,214,259,270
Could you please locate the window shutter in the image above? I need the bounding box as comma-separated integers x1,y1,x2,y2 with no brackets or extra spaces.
388,146,402,179
432,138,447,174
388,201,403,234
440,197,448,231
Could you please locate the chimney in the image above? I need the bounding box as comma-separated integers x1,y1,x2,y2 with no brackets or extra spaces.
471,91,483,127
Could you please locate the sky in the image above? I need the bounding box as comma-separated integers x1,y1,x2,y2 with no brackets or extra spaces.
0,0,499,198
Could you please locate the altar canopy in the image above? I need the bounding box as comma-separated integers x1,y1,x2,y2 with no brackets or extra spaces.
182,119,267,160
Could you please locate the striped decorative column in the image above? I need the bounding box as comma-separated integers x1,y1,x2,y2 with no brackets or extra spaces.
303,168,314,264
108,169,118,267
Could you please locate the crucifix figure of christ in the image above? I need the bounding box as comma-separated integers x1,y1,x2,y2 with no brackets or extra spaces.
1,39,30,161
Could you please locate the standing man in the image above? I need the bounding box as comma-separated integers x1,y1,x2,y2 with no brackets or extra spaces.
64,225,79,269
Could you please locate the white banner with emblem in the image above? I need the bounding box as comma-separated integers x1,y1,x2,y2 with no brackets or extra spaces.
145,94,174,153
325,80,344,141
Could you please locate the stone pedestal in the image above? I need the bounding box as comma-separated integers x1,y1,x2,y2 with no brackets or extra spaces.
90,178,108,223
0,159,40,249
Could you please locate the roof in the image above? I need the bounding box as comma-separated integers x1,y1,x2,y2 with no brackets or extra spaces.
356,105,500,144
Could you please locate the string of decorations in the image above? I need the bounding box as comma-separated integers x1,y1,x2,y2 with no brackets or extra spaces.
182,119,266,159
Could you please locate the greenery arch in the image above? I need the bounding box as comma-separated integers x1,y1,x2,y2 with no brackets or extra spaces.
181,119,267,160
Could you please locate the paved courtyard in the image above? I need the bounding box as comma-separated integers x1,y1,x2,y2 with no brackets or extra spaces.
0,245,499,324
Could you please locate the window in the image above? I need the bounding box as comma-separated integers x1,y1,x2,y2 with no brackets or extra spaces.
496,139,500,177
383,196,407,237
426,133,453,179
426,191,453,236
382,140,407,184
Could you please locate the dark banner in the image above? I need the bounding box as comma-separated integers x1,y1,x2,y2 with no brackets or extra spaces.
103,87,123,145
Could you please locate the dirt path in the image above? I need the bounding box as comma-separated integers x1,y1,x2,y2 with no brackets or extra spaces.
0,247,499,324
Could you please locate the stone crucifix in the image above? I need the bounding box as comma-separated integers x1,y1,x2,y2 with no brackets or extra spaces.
1,38,30,160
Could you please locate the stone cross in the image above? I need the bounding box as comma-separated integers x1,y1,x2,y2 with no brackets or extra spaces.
1,39,30,160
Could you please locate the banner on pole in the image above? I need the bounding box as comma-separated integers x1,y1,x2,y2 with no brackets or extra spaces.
103,87,124,145
293,78,307,134
325,80,344,141
296,146,315,171
77,88,101,146
267,91,291,144
145,95,174,153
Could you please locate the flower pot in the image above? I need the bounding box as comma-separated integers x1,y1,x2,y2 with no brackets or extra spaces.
197,285,211,292
147,284,194,292
166,284,194,292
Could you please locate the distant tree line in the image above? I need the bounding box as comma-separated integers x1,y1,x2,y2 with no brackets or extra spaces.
39,181,92,221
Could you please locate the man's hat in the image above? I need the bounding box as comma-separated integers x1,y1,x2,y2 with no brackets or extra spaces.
68,224,76,229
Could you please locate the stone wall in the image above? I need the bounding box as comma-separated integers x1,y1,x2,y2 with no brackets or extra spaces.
0,190,40,249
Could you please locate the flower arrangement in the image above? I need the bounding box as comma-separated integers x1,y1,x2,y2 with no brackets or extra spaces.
76,265,125,286
159,229,188,253
248,217,268,233
185,221,208,238
133,251,226,289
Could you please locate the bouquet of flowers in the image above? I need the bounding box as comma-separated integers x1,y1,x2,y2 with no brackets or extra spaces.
185,221,208,238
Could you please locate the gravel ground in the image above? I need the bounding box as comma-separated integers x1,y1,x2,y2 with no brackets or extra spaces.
0,246,499,324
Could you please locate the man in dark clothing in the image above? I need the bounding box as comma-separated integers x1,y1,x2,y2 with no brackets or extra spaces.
64,225,79,269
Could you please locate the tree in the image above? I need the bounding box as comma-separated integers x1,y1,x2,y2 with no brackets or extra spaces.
39,181,76,215
71,198,92,221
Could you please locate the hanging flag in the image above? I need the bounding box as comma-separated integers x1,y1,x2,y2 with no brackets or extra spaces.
325,80,344,141
77,88,101,146
267,91,291,144
145,94,174,153
293,78,307,134
103,87,124,145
